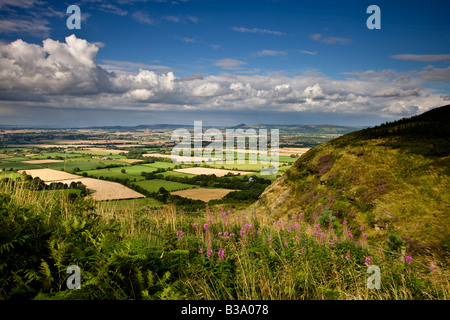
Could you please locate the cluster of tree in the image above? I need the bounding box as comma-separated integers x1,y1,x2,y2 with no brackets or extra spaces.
1,174,88,198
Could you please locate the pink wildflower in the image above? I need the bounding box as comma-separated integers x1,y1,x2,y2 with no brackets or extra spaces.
218,249,226,260
405,255,412,265
203,223,209,230
365,256,373,266
199,248,204,254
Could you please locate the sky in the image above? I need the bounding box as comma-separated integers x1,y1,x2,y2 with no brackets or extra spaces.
0,0,449,127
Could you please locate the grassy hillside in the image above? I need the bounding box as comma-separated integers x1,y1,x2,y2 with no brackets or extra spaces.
0,180,448,300
255,105,450,259
1,109,448,300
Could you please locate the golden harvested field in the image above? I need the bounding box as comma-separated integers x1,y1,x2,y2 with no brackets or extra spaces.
82,147,129,154
171,188,236,202
54,178,144,201
116,159,143,164
21,159,64,164
18,168,144,201
18,169,80,181
173,167,254,177
278,147,310,156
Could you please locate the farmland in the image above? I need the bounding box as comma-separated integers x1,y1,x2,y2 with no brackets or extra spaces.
0,124,358,207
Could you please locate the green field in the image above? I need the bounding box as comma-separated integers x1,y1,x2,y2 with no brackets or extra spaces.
133,179,198,193
0,160,41,170
46,159,125,172
0,171,25,180
69,150,128,158
142,161,180,169
159,170,196,178
82,168,145,181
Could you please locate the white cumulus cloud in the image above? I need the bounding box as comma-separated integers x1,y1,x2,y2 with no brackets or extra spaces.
0,35,448,120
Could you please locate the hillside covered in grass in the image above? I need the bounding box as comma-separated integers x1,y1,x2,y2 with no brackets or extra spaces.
1,107,449,300
0,180,448,300
256,105,450,259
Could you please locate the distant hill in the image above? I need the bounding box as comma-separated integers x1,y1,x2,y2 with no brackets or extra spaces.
255,105,450,257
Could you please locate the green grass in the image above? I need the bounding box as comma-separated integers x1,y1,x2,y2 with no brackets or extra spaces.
116,165,161,175
0,160,41,170
82,169,145,181
133,179,198,193
142,161,180,169
159,171,198,178
69,150,128,158
1,180,447,300
45,160,121,172
0,171,25,180
81,167,150,181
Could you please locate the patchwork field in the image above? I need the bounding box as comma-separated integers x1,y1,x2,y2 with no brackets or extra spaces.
173,167,254,177
170,188,236,202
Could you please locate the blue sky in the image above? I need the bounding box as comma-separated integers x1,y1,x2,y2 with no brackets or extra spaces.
0,0,449,127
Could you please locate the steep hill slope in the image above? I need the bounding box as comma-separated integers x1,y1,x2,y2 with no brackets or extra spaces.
255,105,450,256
